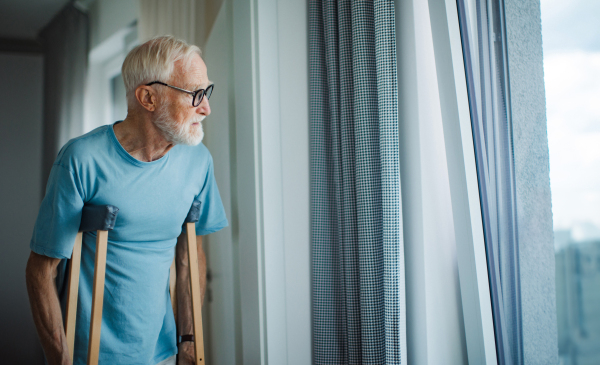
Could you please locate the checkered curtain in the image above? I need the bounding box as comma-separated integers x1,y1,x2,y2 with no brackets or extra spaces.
309,1,404,364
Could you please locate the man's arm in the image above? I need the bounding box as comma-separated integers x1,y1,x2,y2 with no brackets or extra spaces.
176,233,206,364
25,251,71,365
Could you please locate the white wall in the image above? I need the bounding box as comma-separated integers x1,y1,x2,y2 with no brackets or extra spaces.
277,0,311,364
203,0,311,364
254,0,311,362
0,53,44,363
202,1,239,363
396,0,468,363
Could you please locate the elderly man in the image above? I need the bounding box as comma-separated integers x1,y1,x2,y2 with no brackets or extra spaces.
25,36,227,365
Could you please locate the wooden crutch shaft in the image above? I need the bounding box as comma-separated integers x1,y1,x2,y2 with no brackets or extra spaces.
65,232,83,362
186,222,205,365
87,230,108,365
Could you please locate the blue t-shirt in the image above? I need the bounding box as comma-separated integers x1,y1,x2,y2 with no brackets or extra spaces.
30,123,228,365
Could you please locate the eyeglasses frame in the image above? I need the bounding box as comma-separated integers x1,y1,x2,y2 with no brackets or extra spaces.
145,81,214,107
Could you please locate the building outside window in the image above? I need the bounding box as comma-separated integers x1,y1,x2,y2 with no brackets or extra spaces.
541,0,600,364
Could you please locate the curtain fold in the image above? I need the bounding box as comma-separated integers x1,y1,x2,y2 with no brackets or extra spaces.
138,0,225,47
39,4,89,189
309,1,404,363
138,0,197,44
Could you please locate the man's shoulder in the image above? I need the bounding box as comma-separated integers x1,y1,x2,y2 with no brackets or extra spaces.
55,125,111,170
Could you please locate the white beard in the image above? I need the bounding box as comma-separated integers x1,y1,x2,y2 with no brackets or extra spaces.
153,108,205,146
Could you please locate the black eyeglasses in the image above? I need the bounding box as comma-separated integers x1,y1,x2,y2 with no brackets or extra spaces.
145,81,214,107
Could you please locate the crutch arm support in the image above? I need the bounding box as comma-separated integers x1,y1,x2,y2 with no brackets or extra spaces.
184,200,201,223
79,204,119,232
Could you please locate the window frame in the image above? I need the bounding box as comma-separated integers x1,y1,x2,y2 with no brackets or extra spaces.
427,0,499,363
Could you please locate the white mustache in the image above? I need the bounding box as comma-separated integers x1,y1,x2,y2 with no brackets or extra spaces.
190,116,206,124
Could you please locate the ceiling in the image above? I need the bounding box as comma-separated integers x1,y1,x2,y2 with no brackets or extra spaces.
0,0,72,40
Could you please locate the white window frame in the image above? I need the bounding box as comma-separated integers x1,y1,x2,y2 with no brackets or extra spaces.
427,0,498,363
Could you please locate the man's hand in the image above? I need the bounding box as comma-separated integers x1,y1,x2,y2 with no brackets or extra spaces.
177,342,196,365
25,251,71,365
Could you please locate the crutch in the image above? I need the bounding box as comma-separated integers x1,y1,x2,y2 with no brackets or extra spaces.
64,204,119,365
64,203,206,365
170,200,206,365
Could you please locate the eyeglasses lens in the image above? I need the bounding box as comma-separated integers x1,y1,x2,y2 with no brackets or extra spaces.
193,85,213,107
205,85,213,100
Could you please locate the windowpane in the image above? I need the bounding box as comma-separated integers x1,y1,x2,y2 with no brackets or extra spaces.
541,1,600,363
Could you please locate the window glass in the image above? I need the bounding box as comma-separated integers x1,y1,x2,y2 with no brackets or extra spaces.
541,1,600,364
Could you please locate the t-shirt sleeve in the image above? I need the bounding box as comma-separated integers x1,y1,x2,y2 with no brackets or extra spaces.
30,163,84,259
194,155,228,236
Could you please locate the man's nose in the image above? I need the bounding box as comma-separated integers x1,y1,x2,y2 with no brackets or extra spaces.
197,97,211,116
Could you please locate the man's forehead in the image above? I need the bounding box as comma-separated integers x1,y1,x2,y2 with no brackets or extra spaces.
173,54,210,88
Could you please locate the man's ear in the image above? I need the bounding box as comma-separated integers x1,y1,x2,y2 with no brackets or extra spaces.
135,85,158,112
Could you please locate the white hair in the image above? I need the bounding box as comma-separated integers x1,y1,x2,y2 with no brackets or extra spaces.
122,35,201,106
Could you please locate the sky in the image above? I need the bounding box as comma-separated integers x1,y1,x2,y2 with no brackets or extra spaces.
540,0,600,240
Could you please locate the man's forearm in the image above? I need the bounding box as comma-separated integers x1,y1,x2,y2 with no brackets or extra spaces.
25,252,70,365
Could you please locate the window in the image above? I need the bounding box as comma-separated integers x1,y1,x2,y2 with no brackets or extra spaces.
542,1,600,363
83,25,137,133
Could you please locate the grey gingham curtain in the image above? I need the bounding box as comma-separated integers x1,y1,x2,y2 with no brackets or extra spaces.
309,1,404,364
